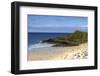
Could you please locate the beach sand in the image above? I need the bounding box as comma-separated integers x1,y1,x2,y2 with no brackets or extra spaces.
28,43,88,61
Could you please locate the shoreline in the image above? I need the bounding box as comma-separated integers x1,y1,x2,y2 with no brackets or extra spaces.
28,43,88,61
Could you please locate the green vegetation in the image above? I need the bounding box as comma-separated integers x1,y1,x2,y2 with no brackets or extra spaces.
42,30,88,46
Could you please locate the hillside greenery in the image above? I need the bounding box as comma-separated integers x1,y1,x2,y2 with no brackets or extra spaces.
42,30,88,46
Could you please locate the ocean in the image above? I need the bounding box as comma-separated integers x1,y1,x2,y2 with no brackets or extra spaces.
28,33,71,49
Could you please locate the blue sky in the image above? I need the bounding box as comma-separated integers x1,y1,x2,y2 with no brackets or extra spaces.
28,15,88,33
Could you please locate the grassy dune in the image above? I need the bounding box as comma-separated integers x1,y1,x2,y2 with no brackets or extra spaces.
42,30,88,46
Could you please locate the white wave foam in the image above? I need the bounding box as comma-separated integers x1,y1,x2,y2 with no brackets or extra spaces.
29,42,55,50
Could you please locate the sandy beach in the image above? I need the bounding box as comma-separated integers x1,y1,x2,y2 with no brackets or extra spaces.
28,43,88,61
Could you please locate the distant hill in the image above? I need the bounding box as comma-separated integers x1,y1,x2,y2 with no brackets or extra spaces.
42,30,88,46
